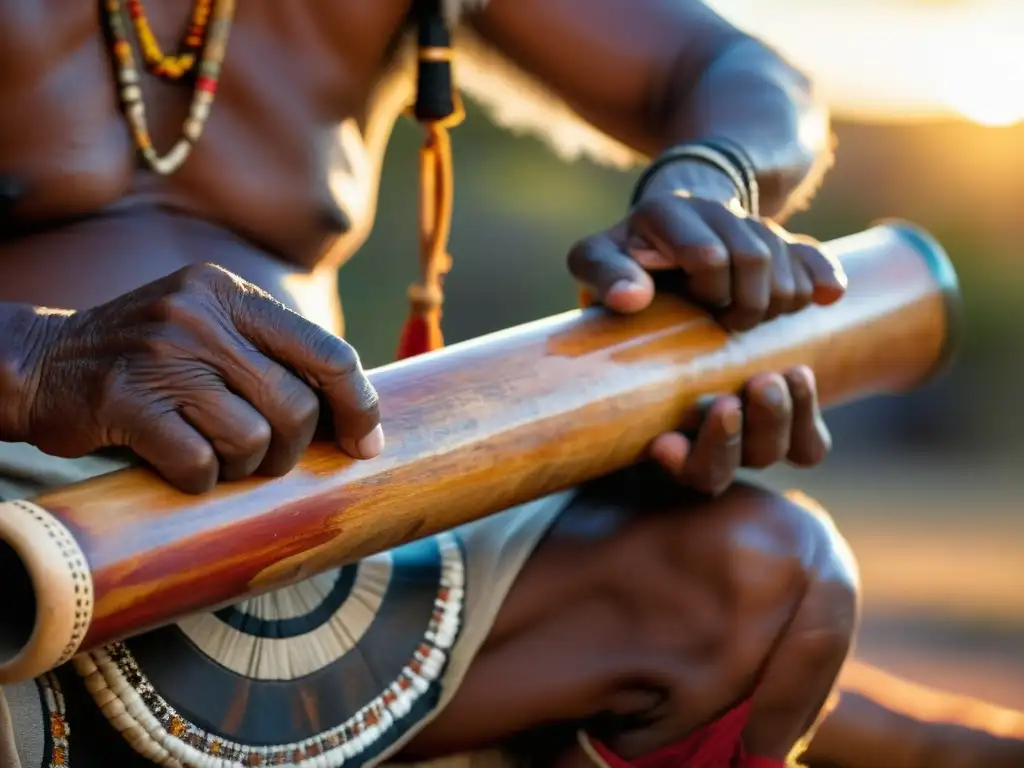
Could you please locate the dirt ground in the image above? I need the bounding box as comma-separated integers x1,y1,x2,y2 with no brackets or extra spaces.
763,456,1024,709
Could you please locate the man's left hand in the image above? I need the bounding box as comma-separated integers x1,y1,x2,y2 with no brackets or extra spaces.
647,367,832,496
566,165,844,494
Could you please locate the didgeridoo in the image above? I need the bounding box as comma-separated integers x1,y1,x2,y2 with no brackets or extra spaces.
0,221,961,685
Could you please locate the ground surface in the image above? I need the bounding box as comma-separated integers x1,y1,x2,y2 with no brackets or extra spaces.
764,456,1024,709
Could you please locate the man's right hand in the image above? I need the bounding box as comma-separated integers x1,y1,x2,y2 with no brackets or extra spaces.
16,263,383,494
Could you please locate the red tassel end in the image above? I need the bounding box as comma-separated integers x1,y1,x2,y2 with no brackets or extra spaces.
396,312,444,360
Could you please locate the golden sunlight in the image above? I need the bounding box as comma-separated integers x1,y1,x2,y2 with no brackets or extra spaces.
937,21,1024,127
706,0,1024,127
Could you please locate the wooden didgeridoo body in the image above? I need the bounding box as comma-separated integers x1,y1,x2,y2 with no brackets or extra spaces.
0,221,962,685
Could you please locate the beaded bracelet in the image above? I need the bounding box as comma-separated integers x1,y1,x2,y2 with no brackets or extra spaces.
630,138,760,218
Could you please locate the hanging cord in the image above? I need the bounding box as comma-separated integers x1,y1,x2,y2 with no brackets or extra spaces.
396,0,465,360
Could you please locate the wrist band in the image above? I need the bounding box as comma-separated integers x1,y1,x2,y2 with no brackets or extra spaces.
630,138,760,218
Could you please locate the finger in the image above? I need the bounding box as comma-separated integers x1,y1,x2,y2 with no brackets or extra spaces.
742,575,855,761
789,254,816,315
791,240,847,306
628,197,732,307
218,348,321,476
178,390,273,482
126,409,219,494
784,367,831,467
741,373,794,469
568,229,655,314
730,216,795,321
708,215,772,332
224,288,382,458
648,431,693,477
676,395,743,496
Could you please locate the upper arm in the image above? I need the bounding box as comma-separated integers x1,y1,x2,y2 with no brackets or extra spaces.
468,0,749,153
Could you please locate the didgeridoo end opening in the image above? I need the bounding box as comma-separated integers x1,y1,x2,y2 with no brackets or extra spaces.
875,219,965,385
0,500,93,684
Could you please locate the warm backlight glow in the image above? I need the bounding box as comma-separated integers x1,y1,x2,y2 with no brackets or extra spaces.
706,0,1024,127
937,23,1024,127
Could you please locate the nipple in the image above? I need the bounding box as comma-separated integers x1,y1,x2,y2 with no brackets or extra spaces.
0,174,26,220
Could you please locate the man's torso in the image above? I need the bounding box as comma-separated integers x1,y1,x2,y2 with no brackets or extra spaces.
0,0,420,327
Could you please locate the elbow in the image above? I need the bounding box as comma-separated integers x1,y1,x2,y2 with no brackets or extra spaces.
659,34,835,220
763,64,835,221
743,42,835,219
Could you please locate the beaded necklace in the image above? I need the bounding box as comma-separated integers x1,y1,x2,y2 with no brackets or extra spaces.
126,0,213,82
103,0,461,359
102,0,235,176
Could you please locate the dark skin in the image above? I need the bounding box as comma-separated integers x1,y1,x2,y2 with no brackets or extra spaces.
0,0,1021,765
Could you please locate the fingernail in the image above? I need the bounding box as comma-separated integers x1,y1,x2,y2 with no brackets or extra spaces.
722,408,742,436
343,424,385,459
762,381,786,407
608,279,643,296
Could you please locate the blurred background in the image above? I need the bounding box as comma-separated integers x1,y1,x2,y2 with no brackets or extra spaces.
342,0,1024,707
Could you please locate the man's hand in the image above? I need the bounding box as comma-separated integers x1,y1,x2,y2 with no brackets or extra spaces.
649,367,832,496
18,263,382,494
568,164,843,492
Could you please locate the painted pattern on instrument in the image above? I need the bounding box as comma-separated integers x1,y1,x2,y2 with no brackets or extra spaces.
72,532,465,768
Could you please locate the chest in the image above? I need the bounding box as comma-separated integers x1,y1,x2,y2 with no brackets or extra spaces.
0,0,418,261
0,0,413,91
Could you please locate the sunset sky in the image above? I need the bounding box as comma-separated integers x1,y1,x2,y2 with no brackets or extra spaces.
705,0,1024,127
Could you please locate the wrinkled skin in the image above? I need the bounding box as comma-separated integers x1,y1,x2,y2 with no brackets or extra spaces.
17,264,382,494
0,1,1021,766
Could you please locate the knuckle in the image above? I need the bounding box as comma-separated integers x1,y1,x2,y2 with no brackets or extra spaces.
149,293,207,329
566,236,603,276
291,383,322,423
180,439,218,480
733,244,772,268
792,241,827,262
233,418,273,457
689,242,729,271
279,384,321,436
311,329,360,377
187,261,229,284
786,365,817,392
630,196,670,226
178,262,230,293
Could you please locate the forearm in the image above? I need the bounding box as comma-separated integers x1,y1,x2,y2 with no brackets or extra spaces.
473,0,832,221
0,302,67,444
655,36,832,220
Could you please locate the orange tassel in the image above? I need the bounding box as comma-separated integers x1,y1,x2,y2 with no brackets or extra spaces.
396,90,463,362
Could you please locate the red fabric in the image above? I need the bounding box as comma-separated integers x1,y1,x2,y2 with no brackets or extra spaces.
589,697,785,768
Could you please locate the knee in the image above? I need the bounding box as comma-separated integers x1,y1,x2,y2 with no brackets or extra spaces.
661,481,861,644
576,470,860,648
723,484,861,651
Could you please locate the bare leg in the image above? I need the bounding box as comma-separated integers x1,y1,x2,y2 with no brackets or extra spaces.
399,468,1024,767
400,469,859,764
803,659,1024,768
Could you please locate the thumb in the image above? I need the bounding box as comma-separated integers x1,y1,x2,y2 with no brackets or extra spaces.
567,231,654,314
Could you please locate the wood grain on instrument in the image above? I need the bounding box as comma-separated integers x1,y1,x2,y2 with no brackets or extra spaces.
0,222,961,684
